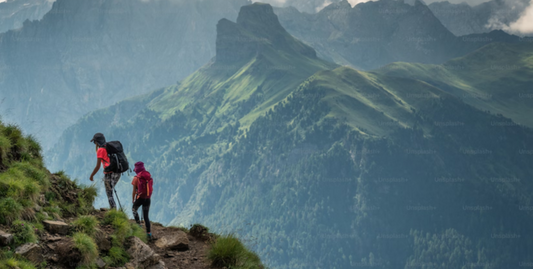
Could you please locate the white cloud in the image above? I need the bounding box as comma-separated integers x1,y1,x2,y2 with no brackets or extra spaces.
347,0,377,7
316,0,333,12
506,0,533,34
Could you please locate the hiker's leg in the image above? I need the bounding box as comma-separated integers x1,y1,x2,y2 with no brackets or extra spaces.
132,199,142,224
142,198,151,234
104,174,116,209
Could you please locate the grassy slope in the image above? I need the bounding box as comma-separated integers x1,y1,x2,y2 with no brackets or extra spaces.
297,66,451,136
376,43,533,127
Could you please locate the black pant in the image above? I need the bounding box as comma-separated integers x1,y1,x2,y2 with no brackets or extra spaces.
132,198,151,234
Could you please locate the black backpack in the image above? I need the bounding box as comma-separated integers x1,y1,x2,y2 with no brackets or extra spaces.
103,141,130,173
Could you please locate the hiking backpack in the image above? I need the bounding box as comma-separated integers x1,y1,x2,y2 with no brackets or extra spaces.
137,171,153,199
103,141,130,173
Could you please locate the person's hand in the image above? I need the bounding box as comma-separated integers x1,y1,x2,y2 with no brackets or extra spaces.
90,175,94,182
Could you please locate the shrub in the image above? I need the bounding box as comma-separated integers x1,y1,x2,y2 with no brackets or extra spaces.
0,198,23,225
131,223,148,243
0,135,11,162
72,216,99,237
10,162,49,190
208,234,264,269
0,258,37,269
73,233,98,265
10,220,37,246
102,246,129,267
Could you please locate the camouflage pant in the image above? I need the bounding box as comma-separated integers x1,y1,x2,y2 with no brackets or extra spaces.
104,173,121,209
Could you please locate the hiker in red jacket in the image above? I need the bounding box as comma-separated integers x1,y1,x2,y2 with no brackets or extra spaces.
132,161,153,240
90,133,121,209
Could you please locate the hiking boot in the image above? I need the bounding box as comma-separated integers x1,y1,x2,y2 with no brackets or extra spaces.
147,233,153,242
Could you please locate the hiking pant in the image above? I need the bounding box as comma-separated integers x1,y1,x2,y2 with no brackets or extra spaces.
104,173,121,209
133,198,151,234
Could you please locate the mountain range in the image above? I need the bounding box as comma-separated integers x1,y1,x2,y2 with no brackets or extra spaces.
0,0,249,149
1,0,526,151
48,3,533,268
274,0,522,70
428,0,530,36
0,0,53,33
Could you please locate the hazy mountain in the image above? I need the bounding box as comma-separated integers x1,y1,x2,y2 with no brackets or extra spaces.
260,0,343,13
376,42,533,128
49,3,533,268
0,0,54,33
428,0,529,36
273,0,521,70
0,0,249,149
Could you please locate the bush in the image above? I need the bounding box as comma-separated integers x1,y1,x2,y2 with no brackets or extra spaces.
73,233,98,265
0,198,23,225
102,246,129,267
0,258,36,269
208,234,264,269
72,216,99,237
10,220,37,246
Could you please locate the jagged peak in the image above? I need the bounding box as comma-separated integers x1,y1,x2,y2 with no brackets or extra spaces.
215,3,317,64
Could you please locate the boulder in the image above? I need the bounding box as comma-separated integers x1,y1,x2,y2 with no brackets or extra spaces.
15,243,43,264
125,236,154,267
0,230,14,246
43,220,70,235
146,260,167,269
56,238,82,267
154,231,189,251
95,235,112,252
96,257,107,269
142,253,162,268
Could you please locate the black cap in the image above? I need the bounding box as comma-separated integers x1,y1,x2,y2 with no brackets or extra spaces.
90,133,106,146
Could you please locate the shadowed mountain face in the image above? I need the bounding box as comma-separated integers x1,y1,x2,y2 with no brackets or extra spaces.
0,0,250,149
273,0,521,70
0,0,54,33
49,3,533,269
428,0,530,36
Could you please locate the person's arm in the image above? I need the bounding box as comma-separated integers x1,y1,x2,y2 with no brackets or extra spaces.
90,158,102,182
132,177,138,203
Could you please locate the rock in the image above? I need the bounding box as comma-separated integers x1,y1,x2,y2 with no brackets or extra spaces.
56,238,82,267
43,220,70,235
165,252,175,257
125,262,135,269
34,204,42,212
0,230,14,246
96,257,106,268
47,243,56,250
46,235,62,242
125,236,154,267
42,212,49,219
146,260,167,269
15,243,43,264
142,253,162,268
95,235,112,252
154,231,189,251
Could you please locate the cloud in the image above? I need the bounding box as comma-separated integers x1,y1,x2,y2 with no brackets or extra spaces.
347,0,377,7
486,0,533,35
316,0,333,12
506,0,533,34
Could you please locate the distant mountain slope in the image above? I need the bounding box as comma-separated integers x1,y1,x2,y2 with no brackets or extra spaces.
0,0,250,149
0,0,54,33
428,0,529,36
49,3,533,269
376,42,533,128
273,0,521,70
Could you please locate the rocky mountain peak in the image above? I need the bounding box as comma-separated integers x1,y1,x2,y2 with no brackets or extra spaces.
216,2,316,64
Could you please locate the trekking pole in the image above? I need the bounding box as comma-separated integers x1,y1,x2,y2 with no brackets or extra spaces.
114,188,123,211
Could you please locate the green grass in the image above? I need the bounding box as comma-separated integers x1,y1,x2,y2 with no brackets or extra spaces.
0,198,23,225
0,258,37,269
102,246,129,267
73,233,98,265
104,209,147,243
10,220,37,246
208,234,264,269
72,216,99,237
